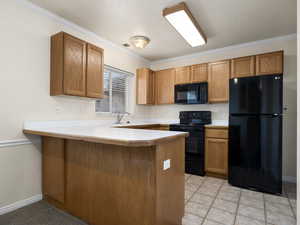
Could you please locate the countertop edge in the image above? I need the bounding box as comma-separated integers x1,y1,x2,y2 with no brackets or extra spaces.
23,129,188,147
117,123,228,129
204,125,229,129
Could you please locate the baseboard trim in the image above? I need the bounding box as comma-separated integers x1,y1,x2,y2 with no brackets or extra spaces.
0,194,43,215
283,176,297,183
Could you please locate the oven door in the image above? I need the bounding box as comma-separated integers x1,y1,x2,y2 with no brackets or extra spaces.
169,125,206,176
174,83,208,104
170,125,204,155
186,129,205,155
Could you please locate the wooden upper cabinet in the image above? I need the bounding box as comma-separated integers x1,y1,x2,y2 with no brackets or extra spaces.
134,51,283,106
136,68,155,105
175,66,191,84
190,63,208,83
231,56,255,78
63,34,86,96
256,51,283,75
86,44,104,98
155,68,175,105
208,60,230,103
51,32,104,98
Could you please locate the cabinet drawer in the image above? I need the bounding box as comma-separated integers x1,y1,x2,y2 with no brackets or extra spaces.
205,128,228,139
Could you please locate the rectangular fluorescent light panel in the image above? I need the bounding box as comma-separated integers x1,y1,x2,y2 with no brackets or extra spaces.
164,3,206,47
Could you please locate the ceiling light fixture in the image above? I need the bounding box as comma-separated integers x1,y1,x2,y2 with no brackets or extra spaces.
163,2,207,47
129,36,150,49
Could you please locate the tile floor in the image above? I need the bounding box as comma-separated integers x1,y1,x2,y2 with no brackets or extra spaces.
0,175,296,225
184,174,297,225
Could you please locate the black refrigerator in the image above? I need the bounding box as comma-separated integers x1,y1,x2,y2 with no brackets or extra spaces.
228,74,283,194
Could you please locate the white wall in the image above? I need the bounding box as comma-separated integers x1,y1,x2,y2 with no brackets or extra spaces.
146,36,297,181
297,0,299,220
0,0,150,209
0,0,296,211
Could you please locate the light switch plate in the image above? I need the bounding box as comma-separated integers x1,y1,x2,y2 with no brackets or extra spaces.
163,159,171,170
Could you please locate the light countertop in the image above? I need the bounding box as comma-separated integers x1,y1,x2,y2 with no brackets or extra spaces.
23,119,228,146
23,120,187,147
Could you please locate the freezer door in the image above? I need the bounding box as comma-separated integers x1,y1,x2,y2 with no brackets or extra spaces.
229,75,283,114
228,115,282,194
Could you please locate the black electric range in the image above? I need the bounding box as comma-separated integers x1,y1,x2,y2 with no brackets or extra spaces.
170,111,211,176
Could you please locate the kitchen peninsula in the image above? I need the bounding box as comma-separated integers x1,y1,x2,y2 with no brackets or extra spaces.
23,121,187,225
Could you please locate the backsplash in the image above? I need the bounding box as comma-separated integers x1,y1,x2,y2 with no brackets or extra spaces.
143,103,229,121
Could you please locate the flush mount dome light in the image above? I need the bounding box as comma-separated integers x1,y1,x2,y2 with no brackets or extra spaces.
129,36,150,49
163,2,207,47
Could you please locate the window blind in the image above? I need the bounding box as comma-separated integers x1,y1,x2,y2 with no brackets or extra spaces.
95,65,132,113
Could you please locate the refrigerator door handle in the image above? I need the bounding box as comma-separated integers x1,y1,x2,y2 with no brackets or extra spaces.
264,114,282,118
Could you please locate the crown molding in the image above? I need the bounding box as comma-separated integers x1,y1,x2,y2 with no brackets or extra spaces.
151,33,297,65
18,0,150,64
17,0,296,66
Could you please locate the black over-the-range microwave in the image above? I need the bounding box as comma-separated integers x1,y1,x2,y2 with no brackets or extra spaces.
174,82,208,104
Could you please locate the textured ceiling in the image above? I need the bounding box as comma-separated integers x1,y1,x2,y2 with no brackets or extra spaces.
29,0,297,61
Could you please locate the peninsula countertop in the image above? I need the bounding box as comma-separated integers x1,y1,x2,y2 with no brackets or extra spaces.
23,120,188,147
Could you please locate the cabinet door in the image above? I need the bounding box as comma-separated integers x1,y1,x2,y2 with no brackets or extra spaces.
256,51,283,75
231,56,255,78
86,44,104,98
175,66,191,84
190,64,208,83
42,137,65,203
208,60,230,103
63,34,86,96
155,68,175,104
205,138,228,176
65,140,91,222
136,68,155,104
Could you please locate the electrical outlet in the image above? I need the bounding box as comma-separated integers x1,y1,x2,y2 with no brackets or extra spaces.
55,106,62,113
163,159,171,170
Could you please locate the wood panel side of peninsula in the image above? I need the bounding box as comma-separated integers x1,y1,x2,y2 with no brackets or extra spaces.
42,136,185,225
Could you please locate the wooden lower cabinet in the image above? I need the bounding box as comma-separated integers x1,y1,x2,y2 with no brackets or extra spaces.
205,127,228,178
118,124,169,130
42,137,65,204
65,140,91,221
42,136,184,225
150,125,169,130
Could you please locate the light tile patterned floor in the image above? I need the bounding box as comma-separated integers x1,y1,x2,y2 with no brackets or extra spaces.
0,174,296,225
183,174,297,225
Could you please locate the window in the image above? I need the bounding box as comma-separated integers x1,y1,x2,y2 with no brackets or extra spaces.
95,66,132,113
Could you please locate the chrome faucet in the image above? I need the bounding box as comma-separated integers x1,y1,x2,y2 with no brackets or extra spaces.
115,112,130,124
